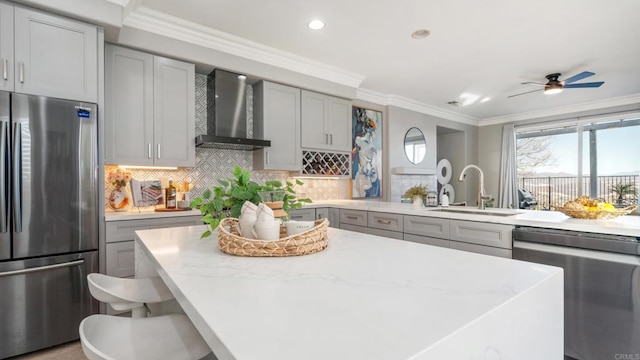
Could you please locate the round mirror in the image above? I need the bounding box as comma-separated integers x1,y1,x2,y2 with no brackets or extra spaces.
404,127,426,164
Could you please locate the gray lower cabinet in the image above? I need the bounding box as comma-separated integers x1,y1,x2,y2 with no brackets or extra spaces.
403,233,450,248
340,223,404,240
449,241,512,258
288,208,316,221
403,214,513,258
339,209,367,227
105,216,202,277
368,212,403,232
104,215,202,314
328,208,340,228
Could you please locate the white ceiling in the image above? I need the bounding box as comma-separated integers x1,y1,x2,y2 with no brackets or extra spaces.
135,0,640,123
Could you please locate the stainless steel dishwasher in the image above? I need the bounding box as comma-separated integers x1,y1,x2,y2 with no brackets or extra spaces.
513,227,640,360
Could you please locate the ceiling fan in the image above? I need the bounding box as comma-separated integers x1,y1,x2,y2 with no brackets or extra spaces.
508,71,604,98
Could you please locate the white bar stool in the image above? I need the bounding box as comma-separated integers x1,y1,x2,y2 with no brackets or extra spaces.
87,273,174,317
79,313,213,360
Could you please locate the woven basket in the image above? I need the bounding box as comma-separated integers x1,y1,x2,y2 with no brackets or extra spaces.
217,218,329,257
555,205,637,219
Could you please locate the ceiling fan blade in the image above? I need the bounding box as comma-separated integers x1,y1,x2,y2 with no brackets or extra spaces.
521,82,546,86
563,71,595,84
507,89,542,98
564,81,604,89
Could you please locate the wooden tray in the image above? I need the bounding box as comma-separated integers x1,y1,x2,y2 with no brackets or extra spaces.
154,207,192,212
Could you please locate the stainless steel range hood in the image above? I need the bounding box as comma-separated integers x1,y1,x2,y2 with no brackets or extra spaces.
195,69,271,150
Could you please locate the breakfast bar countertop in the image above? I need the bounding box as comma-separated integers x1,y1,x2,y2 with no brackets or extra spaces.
135,225,563,360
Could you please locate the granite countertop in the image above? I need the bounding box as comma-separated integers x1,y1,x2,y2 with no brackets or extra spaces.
135,225,563,360
109,200,640,237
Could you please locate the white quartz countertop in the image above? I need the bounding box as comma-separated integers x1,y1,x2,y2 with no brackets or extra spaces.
135,225,563,360
110,199,640,236
105,208,201,221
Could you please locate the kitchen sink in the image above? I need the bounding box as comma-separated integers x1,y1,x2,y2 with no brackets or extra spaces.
427,207,522,217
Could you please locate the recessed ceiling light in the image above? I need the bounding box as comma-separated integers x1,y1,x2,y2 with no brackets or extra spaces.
238,74,246,80
411,29,431,39
307,20,325,30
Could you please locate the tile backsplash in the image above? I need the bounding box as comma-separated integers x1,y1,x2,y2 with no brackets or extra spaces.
105,74,348,210
390,175,438,202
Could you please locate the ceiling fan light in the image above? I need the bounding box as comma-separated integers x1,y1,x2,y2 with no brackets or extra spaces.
544,84,563,95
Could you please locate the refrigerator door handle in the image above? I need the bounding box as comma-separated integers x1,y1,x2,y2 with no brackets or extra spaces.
0,259,85,277
0,121,7,233
12,122,21,232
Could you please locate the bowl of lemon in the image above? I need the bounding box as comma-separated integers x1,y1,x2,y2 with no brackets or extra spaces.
555,196,637,219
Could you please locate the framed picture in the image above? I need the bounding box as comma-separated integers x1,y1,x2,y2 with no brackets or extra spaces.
351,106,383,198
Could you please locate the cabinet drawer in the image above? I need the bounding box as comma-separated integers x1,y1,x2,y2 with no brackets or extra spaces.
288,208,316,221
339,209,367,227
404,215,450,238
106,216,202,243
340,223,403,240
368,212,403,232
449,220,513,249
106,241,134,278
403,234,450,249
449,241,512,258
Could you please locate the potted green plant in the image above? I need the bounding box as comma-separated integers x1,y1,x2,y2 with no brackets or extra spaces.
403,184,428,206
190,166,312,238
610,182,637,206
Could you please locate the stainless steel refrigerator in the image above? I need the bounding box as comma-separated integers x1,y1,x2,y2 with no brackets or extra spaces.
0,92,99,358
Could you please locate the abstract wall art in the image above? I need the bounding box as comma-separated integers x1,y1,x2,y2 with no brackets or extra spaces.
352,107,383,198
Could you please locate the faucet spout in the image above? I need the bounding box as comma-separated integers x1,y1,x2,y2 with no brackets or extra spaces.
458,164,491,210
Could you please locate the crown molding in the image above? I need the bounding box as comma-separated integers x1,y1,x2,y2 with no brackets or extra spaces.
479,93,640,127
123,7,365,88
356,88,480,126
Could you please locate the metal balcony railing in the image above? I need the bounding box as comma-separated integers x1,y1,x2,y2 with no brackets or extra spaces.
519,175,638,209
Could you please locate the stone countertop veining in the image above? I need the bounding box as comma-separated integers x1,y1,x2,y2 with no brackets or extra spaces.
107,200,640,237
135,225,563,360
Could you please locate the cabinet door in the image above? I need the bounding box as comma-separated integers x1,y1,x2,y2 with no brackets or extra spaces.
340,223,404,240
404,215,450,238
153,56,195,167
105,45,154,166
328,208,340,228
449,220,513,249
327,96,352,152
254,81,300,170
449,241,512,258
105,241,135,278
301,90,328,150
14,7,97,102
403,233,450,249
0,3,13,92
315,208,329,220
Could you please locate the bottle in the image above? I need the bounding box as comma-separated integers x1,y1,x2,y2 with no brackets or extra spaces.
166,180,177,209
441,192,449,207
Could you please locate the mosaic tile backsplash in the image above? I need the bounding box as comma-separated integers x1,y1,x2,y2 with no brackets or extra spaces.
105,74,347,210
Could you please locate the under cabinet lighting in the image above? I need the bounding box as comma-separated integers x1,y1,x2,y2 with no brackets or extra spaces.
118,165,179,170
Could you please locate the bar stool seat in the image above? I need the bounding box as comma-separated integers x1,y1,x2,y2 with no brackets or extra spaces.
79,314,212,360
87,273,174,316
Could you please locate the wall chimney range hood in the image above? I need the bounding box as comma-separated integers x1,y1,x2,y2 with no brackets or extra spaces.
195,69,271,150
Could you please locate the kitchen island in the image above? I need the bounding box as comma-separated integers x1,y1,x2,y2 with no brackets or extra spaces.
135,225,563,360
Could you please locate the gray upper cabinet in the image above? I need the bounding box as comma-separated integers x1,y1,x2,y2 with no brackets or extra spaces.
153,56,195,167
253,81,301,171
105,44,195,167
0,2,13,92
13,6,97,102
301,90,351,152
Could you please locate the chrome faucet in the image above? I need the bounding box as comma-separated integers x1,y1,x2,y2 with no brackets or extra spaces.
458,164,491,210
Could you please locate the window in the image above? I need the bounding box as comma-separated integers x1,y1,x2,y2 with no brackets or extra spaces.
516,117,639,210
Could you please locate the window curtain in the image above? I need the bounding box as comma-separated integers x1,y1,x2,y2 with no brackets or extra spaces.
499,123,518,208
